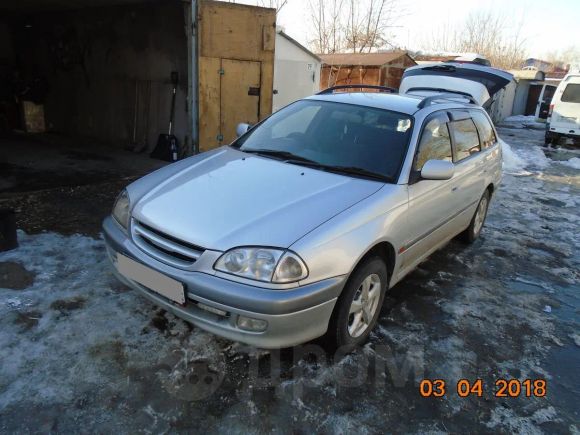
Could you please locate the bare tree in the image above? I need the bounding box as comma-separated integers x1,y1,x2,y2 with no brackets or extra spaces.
308,0,345,54
309,0,404,54
544,45,580,70
421,10,527,70
256,0,288,13
344,0,400,53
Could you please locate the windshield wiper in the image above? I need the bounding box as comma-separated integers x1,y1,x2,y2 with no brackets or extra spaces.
283,160,391,182
241,149,316,163
242,148,391,182
320,165,392,182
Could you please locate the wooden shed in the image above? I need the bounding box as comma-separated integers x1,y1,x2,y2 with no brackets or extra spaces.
319,52,416,91
197,1,276,152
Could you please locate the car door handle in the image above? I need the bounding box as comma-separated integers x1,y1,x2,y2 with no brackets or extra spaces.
452,187,458,192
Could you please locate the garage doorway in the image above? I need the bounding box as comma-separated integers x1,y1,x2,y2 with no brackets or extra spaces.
525,84,543,116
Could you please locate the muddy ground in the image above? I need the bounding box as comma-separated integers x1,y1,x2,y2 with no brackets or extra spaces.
0,125,578,434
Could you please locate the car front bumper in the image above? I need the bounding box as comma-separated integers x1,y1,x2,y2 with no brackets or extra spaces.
102,216,344,348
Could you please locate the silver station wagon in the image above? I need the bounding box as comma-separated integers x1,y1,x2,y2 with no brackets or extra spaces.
103,63,512,349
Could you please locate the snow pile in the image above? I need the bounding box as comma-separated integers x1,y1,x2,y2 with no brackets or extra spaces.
558,157,580,170
501,140,526,173
500,136,550,174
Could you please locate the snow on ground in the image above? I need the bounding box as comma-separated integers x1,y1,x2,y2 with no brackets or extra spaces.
559,157,580,170
502,115,546,130
503,115,540,123
0,124,579,433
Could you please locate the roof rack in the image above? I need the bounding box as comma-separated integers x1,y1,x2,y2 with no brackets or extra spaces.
414,88,478,109
317,84,397,95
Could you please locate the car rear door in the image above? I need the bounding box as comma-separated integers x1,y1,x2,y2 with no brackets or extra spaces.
400,63,514,106
446,110,486,226
471,109,502,183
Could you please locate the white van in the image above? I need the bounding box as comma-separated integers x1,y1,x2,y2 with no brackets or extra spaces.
546,73,580,144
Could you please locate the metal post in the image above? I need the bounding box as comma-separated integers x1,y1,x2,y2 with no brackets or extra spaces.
187,0,200,155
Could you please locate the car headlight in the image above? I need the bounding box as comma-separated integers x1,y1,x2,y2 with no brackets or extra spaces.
214,247,308,283
112,189,130,230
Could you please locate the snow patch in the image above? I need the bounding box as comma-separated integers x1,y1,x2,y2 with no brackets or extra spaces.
501,140,527,173
0,231,224,410
558,157,580,170
500,138,550,174
503,115,538,123
486,406,558,434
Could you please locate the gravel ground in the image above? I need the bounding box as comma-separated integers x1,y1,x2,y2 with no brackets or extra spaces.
0,125,579,434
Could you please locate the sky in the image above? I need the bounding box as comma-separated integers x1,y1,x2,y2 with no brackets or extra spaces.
234,0,580,60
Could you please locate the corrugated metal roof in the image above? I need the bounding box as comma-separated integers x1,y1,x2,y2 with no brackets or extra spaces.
319,51,411,66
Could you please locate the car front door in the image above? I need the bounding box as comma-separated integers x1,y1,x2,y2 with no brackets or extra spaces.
401,111,463,271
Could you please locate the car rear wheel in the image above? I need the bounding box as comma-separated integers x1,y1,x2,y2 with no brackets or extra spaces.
324,256,387,351
461,190,490,243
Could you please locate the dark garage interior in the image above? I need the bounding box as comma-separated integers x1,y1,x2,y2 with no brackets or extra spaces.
0,0,191,235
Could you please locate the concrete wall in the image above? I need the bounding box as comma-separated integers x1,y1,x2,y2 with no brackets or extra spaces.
489,80,516,123
11,1,188,150
273,34,320,112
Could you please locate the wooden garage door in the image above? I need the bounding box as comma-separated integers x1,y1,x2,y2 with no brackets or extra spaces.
198,57,262,151
220,59,261,144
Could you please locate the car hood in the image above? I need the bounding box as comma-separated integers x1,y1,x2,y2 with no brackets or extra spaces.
132,147,384,251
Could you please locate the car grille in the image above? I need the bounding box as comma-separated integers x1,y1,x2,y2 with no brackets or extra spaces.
131,219,204,269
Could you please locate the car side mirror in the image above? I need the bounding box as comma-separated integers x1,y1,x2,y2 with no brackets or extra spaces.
236,123,252,137
421,159,454,180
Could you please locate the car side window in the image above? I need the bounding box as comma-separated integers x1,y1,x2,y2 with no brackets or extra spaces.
561,83,580,103
448,118,481,162
413,114,453,172
471,111,497,149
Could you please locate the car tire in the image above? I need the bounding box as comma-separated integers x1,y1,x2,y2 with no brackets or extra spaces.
545,132,559,146
324,256,388,352
460,189,491,243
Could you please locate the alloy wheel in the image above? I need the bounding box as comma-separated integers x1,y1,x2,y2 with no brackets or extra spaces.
348,273,382,338
473,195,489,236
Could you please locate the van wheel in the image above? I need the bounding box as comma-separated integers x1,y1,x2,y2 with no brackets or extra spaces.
324,256,387,351
461,190,490,243
545,132,559,145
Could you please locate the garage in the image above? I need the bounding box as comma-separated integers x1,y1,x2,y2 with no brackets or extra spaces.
0,0,275,234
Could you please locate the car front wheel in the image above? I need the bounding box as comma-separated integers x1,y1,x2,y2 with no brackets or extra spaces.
324,256,387,351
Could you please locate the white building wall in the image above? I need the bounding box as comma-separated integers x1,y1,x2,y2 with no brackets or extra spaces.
489,80,516,123
273,34,321,112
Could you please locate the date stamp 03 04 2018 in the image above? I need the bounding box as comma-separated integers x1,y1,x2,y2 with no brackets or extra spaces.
419,379,547,398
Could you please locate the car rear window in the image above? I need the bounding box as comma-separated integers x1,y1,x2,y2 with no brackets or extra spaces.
471,111,497,149
561,83,580,103
449,118,481,161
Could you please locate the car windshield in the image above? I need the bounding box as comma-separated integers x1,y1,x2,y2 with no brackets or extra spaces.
233,100,413,182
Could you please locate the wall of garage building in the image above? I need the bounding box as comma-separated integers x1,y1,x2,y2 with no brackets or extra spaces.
8,1,188,151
